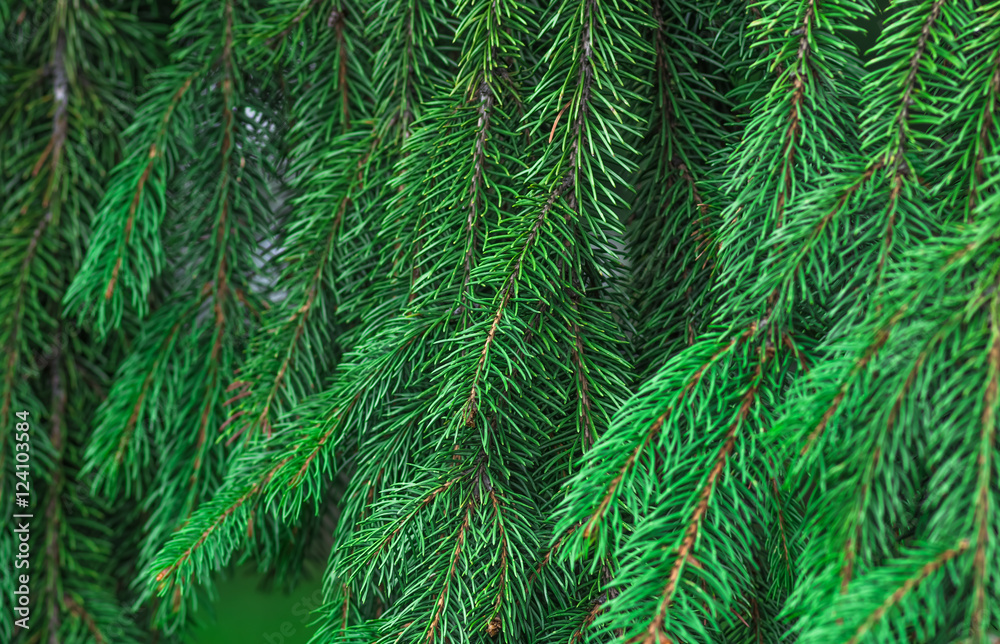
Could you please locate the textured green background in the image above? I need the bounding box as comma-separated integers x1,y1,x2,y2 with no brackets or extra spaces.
185,566,324,644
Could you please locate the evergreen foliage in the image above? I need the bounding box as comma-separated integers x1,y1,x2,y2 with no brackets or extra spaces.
2,0,999,642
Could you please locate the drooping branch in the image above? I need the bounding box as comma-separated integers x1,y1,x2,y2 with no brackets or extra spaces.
872,0,948,287
0,211,51,486
774,0,815,224
425,499,473,643
971,292,999,639
187,0,238,506
459,81,494,316
967,49,1000,219
104,75,196,302
583,323,758,538
44,347,67,642
632,359,766,644
843,541,969,644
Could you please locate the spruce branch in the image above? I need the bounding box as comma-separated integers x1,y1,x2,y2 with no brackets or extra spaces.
972,291,1000,640
868,0,954,291
0,210,52,486
578,323,756,543
628,0,729,377
43,348,66,641
81,287,210,498
927,1,1000,223
629,353,768,644
843,542,967,644
186,0,239,508
227,0,378,443
63,69,199,332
